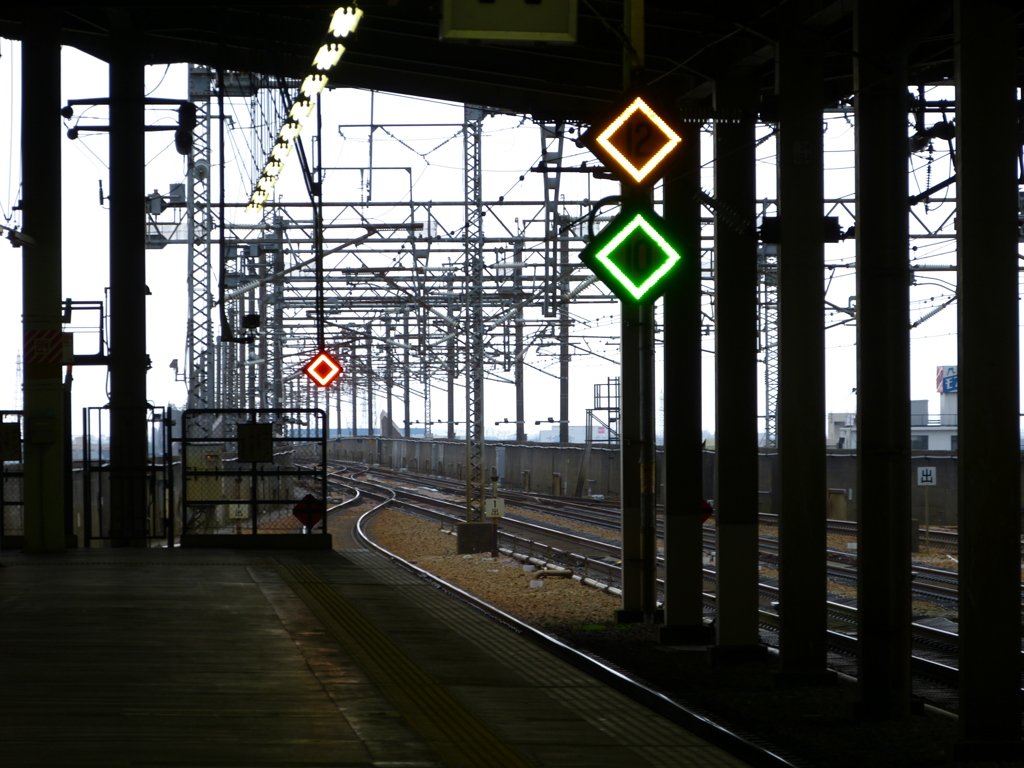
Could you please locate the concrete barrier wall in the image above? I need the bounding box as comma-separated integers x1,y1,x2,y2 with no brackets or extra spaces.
332,437,624,498
331,437,720,503
332,439,979,527
757,450,962,527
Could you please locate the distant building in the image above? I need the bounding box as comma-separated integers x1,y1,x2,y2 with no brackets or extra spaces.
828,365,958,450
826,412,856,449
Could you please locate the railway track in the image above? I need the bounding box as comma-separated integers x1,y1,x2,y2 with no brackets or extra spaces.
328,460,1024,716
334,461,986,612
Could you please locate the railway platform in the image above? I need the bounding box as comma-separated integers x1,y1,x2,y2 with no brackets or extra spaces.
0,542,761,768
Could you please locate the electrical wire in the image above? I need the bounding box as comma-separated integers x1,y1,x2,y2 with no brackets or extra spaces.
145,64,171,97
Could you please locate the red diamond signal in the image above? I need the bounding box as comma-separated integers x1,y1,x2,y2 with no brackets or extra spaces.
304,351,342,387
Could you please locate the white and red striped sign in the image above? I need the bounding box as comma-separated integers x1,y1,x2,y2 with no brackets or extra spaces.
24,329,64,365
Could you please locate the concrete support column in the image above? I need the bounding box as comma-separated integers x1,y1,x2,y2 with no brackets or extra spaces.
385,317,394,435
775,33,833,684
617,302,643,619
20,11,66,553
559,229,570,444
711,71,764,660
352,360,359,436
514,262,526,442
107,36,150,546
953,1,1023,758
659,119,713,644
447,293,457,440
638,301,658,620
366,337,374,436
853,2,912,719
403,312,411,438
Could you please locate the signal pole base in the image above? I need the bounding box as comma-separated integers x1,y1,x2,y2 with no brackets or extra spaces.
456,522,497,555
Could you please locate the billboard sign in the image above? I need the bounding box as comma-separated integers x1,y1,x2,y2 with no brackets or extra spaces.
936,365,957,394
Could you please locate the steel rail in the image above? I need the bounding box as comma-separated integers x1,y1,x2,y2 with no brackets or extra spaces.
335,463,1024,714
349,500,806,768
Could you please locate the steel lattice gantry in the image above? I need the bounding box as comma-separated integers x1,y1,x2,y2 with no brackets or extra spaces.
186,65,214,416
463,105,486,529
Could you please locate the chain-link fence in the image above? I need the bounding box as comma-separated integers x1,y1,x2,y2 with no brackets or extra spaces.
180,408,327,536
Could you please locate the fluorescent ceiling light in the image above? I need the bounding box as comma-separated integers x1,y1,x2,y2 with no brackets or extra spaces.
246,6,362,213
300,74,328,98
329,7,363,38
313,43,344,71
278,120,302,142
290,98,315,121
270,140,293,162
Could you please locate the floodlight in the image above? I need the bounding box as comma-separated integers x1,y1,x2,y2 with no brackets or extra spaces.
329,7,363,38
263,160,284,178
312,43,345,71
245,202,263,214
256,175,277,192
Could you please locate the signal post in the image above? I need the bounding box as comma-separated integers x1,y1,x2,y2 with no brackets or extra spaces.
580,90,684,624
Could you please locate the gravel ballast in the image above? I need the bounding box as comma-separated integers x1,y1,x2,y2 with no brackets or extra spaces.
369,507,621,627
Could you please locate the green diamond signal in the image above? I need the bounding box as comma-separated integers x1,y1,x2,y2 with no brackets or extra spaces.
580,207,682,304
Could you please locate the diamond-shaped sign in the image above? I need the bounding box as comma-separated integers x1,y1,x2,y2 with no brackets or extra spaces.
580,208,682,304
583,94,681,187
304,351,343,387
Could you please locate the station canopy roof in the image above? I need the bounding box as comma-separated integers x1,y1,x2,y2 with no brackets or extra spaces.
2,2,1007,123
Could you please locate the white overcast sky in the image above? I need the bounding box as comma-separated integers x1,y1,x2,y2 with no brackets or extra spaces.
0,38,992,438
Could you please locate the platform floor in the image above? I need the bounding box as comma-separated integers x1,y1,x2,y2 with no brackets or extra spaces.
0,545,753,768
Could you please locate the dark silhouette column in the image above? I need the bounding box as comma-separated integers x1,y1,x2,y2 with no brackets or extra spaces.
21,10,66,553
659,117,713,644
775,31,833,685
953,0,1023,759
617,300,643,620
107,33,150,545
711,70,765,662
853,2,912,719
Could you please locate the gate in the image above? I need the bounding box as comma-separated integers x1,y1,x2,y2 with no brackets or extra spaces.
1,411,24,548
179,408,327,537
81,405,174,546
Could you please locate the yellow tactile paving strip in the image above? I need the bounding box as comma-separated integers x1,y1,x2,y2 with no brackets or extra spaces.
276,561,535,768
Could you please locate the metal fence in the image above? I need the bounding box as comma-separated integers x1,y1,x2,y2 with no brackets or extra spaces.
1,411,24,546
81,405,175,545
180,408,327,536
